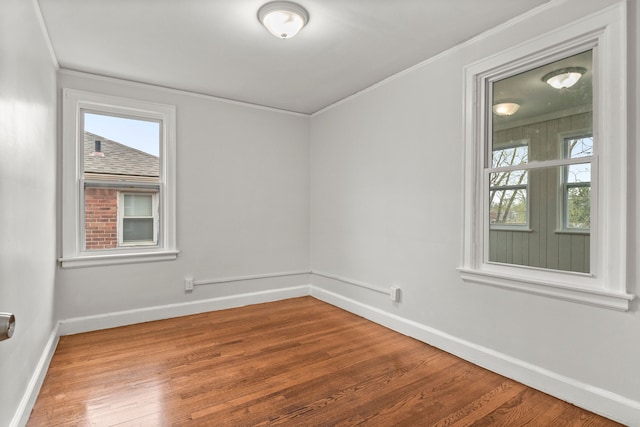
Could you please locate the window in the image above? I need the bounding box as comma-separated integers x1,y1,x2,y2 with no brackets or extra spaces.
562,134,592,231
61,89,177,267
119,193,158,246
460,4,633,310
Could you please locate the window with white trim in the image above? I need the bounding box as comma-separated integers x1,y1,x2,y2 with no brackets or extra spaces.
460,4,634,310
60,89,178,267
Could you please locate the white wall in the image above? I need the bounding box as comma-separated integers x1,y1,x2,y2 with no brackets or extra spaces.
0,1,58,426
55,72,310,321
310,0,639,422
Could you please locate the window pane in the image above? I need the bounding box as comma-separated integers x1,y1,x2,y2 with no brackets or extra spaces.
492,50,592,162
567,186,591,229
488,50,593,273
489,165,590,273
124,194,152,217
82,112,160,251
490,169,528,187
490,188,527,225
123,218,154,242
565,161,591,230
492,144,528,168
84,187,118,250
566,136,593,159
566,163,591,184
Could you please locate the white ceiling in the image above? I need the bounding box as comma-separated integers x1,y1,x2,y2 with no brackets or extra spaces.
38,0,551,114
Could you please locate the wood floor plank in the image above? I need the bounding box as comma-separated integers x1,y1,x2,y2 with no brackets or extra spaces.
27,297,623,426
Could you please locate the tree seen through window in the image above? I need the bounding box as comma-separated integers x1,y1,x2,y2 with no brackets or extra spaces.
489,143,528,226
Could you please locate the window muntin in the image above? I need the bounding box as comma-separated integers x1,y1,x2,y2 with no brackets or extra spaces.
61,89,177,267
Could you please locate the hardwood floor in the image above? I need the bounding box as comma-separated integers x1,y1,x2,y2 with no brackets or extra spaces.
28,297,621,426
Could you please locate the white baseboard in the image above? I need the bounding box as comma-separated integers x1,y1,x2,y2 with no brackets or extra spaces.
59,285,310,336
310,285,640,427
11,325,59,427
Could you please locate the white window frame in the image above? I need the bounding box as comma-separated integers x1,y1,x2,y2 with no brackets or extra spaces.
459,3,634,311
60,89,178,267
118,191,159,247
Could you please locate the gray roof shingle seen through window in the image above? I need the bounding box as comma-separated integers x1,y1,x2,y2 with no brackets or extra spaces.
84,131,159,178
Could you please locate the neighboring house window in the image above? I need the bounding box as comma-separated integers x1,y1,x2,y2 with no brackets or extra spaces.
119,192,158,246
489,142,528,228
61,89,177,267
460,4,633,310
562,134,592,231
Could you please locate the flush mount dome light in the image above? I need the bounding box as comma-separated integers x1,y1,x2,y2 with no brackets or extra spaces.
543,67,586,89
492,102,520,116
258,1,309,39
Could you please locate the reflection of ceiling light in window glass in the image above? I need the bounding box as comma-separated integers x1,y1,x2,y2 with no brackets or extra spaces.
543,67,586,89
492,102,520,116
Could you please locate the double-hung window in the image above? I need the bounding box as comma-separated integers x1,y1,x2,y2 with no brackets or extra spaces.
60,89,177,267
459,3,633,310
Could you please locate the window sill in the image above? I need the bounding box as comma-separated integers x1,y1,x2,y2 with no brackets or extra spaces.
489,226,533,232
554,229,590,236
59,250,179,268
458,268,634,311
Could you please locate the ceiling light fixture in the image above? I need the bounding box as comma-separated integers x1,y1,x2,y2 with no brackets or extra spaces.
542,67,586,89
492,102,520,117
258,1,309,39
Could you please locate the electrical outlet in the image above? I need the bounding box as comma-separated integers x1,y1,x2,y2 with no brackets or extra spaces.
185,277,194,292
390,286,401,302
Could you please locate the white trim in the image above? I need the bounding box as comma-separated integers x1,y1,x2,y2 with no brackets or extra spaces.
486,156,593,174
460,3,632,309
58,69,309,118
59,250,179,268
31,0,59,69
309,286,640,427
458,268,632,311
58,285,310,336
11,326,59,427
61,89,178,268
